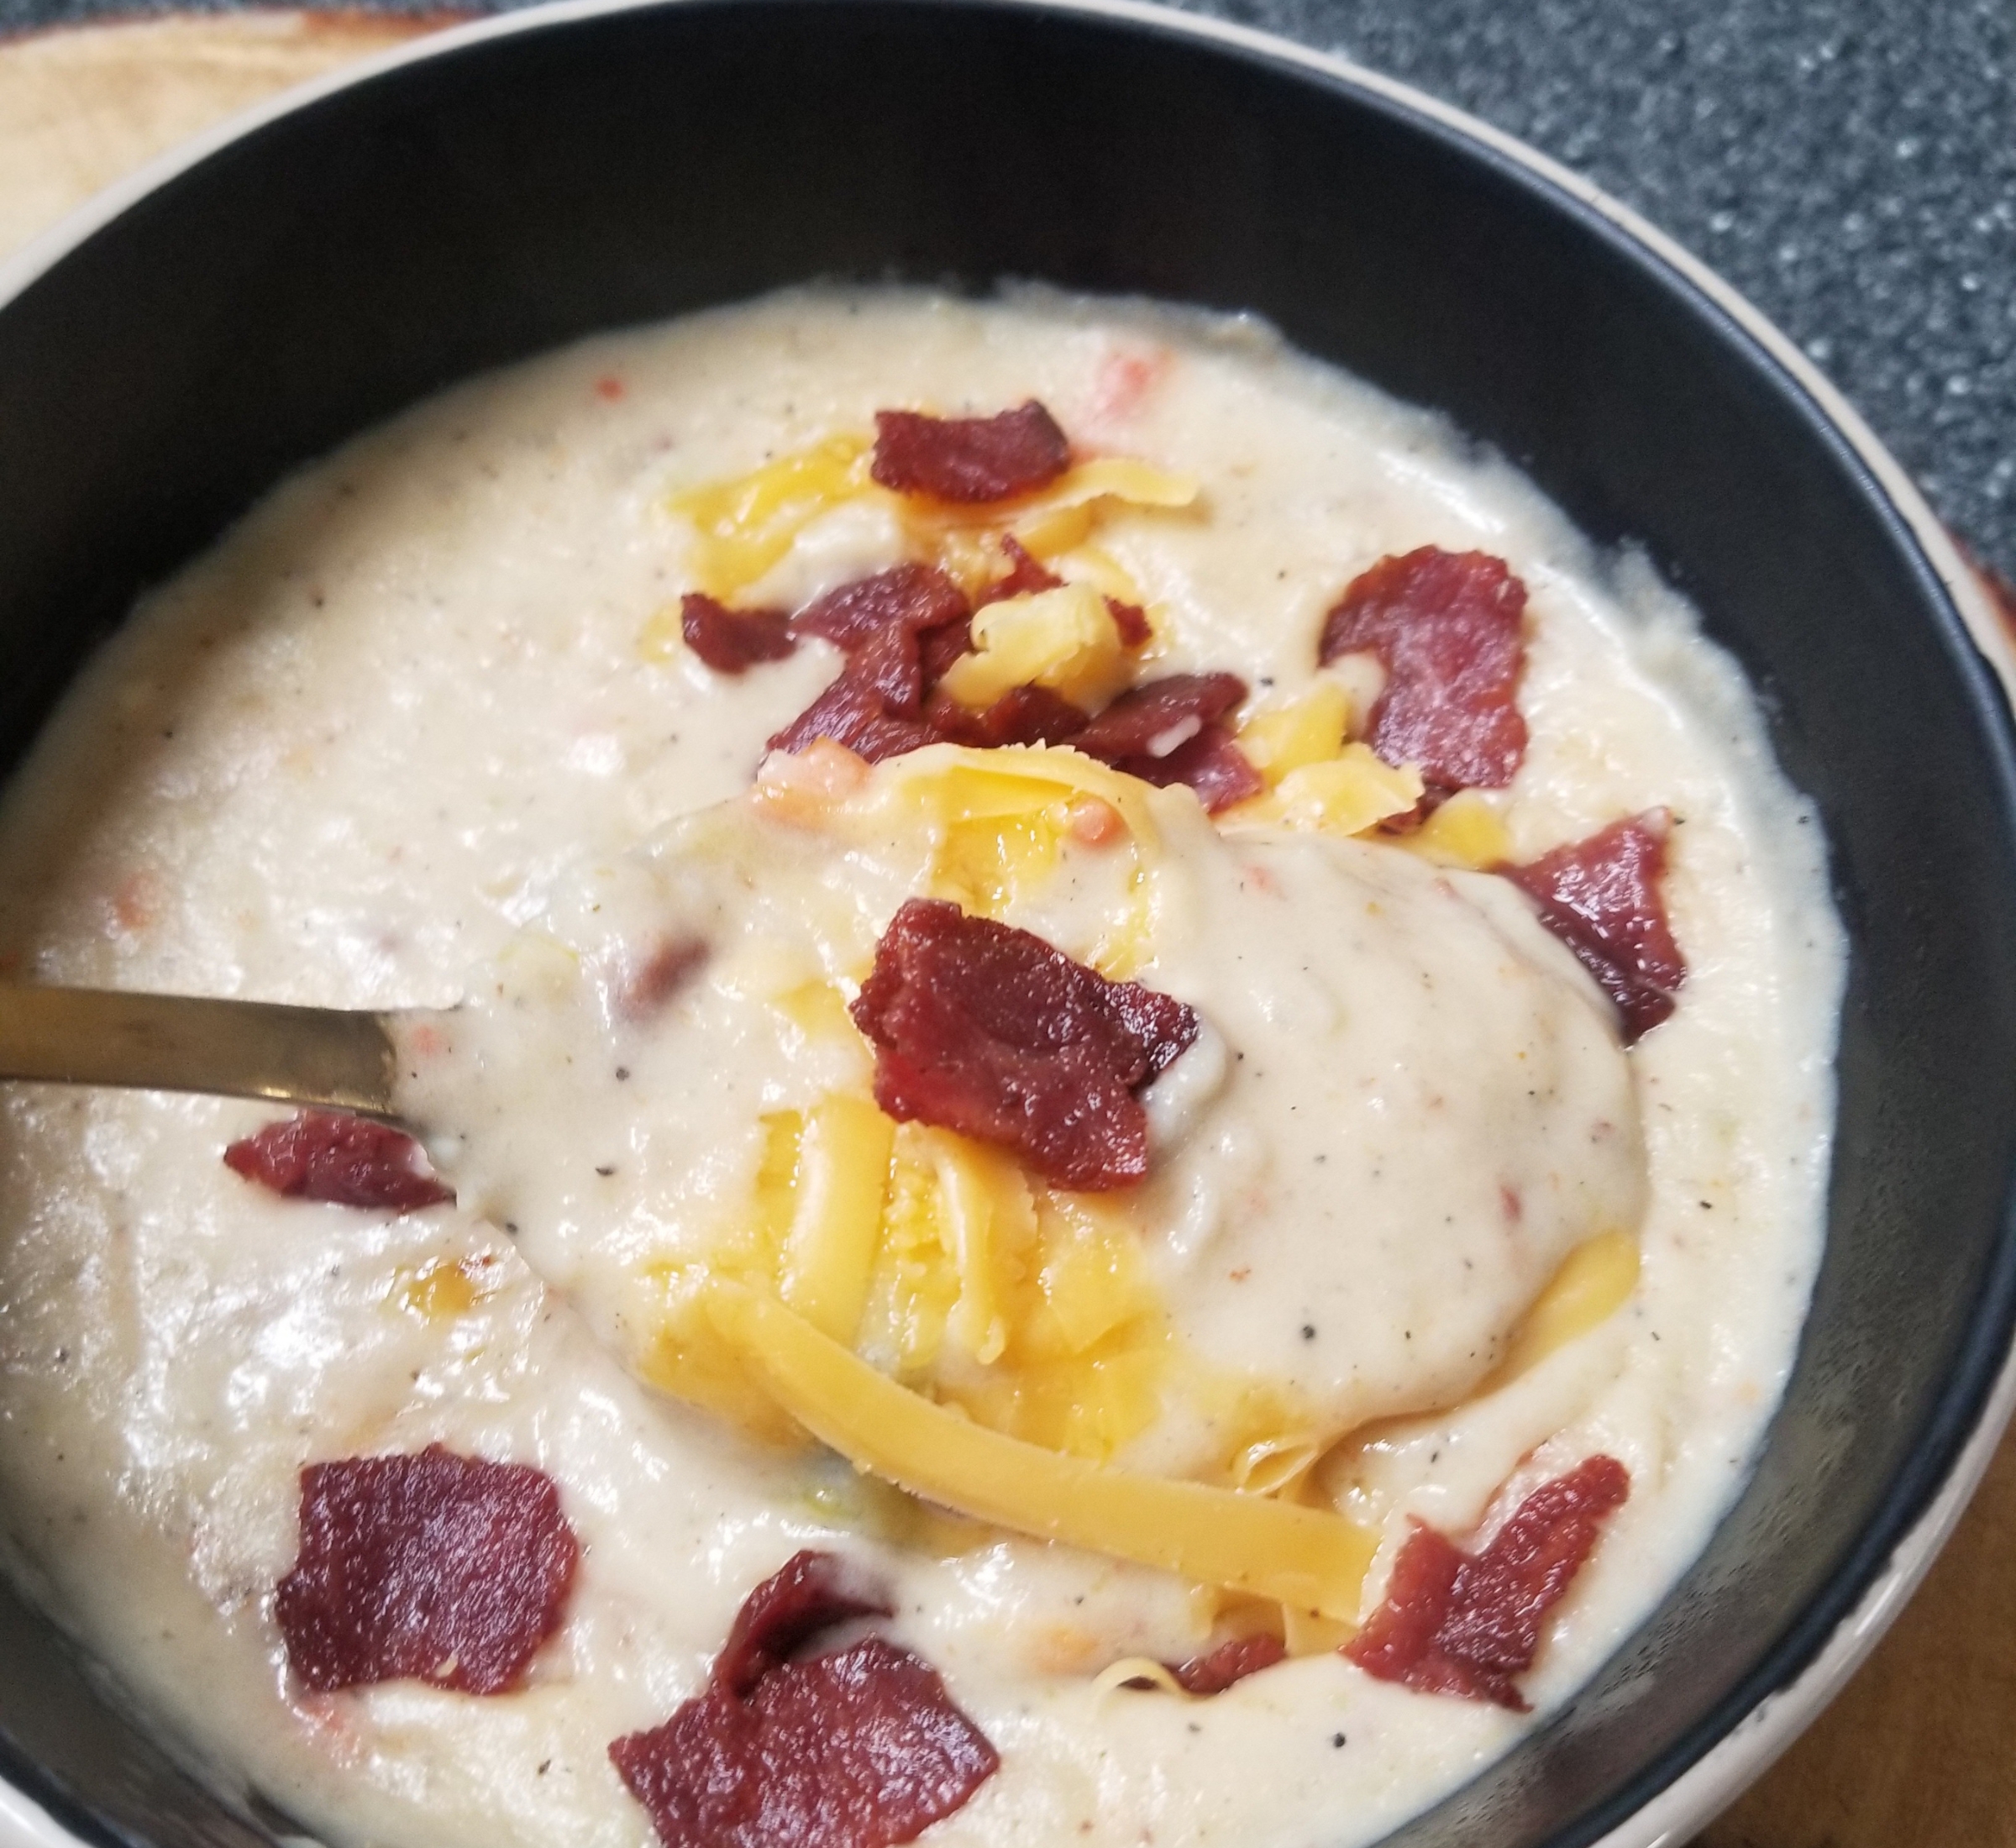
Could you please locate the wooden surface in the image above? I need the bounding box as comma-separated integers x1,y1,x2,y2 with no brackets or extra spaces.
2,17,2013,1845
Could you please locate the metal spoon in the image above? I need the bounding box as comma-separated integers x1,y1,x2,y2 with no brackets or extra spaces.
0,984,402,1116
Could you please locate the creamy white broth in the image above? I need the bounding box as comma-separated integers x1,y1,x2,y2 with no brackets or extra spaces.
0,287,1840,1848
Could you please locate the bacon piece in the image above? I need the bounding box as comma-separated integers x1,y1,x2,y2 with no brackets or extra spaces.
1126,724,1263,813
1069,672,1247,761
976,535,1063,607
223,1110,453,1212
871,402,1071,504
772,566,975,764
1168,1634,1287,1695
768,671,941,764
916,616,975,686
716,1551,893,1698
1319,547,1529,790
627,937,710,1017
681,594,797,674
923,682,1089,750
790,564,970,654
1345,1455,1630,1710
610,1551,997,1848
1501,813,1686,1043
850,898,1197,1191
1105,597,1152,648
276,1446,579,1693
1068,674,1259,812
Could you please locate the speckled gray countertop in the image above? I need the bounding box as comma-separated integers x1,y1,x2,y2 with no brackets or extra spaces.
8,0,2013,582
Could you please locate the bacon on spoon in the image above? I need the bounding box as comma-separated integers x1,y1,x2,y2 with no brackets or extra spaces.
850,899,1199,1191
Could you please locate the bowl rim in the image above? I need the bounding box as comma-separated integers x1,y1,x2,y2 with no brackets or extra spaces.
0,3,2013,1845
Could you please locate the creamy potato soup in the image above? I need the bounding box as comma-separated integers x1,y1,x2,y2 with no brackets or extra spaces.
0,288,1841,1848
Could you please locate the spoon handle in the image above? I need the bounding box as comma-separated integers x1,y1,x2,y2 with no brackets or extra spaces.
0,985,399,1116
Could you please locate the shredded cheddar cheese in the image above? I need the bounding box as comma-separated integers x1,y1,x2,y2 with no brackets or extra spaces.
937,584,1133,712
1223,745,1425,837
662,432,1195,629
705,1283,1381,1622
1485,1229,1641,1387
1237,683,1352,788
666,433,879,598
1404,788,1514,869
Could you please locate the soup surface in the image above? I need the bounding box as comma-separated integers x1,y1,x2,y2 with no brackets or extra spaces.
0,288,1841,1848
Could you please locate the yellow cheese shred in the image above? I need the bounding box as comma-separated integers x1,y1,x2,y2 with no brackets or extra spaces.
706,1284,1379,1621
1484,1229,1641,1388
778,1095,897,1346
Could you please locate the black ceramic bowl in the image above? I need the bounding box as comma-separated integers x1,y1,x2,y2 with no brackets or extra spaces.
3,3,2015,1845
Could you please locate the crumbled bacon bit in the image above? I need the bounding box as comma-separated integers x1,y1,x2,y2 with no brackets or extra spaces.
850,899,1198,1191
627,937,710,1016
1069,672,1247,762
223,1110,453,1212
1127,724,1264,813
1319,548,1529,790
790,564,971,655
1345,1455,1630,1710
1168,1634,1287,1695
1105,597,1152,648
1068,675,1259,811
771,566,975,764
716,1551,893,1698
1501,813,1686,1043
977,535,1063,607
276,1446,579,1693
923,682,1089,750
681,594,797,674
768,670,942,764
610,1550,996,1848
871,402,1071,504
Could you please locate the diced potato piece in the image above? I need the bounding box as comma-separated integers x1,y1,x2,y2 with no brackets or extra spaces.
1405,788,1513,869
1237,682,1351,788
1273,747,1424,836
936,583,1131,712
